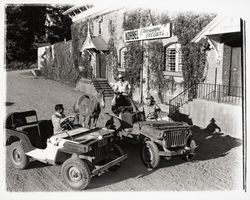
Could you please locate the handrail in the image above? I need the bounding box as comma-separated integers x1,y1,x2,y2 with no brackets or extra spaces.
169,83,198,116
169,82,242,116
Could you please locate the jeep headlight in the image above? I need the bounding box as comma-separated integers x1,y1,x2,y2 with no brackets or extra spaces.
161,131,167,138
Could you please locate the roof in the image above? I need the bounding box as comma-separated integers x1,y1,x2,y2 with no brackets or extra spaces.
62,5,92,15
92,36,109,51
81,35,108,52
192,15,241,43
63,4,121,23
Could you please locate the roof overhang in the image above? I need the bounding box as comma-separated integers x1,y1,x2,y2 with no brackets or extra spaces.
192,15,241,43
81,35,108,53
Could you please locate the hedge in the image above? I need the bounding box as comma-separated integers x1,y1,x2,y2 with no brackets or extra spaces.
40,41,80,86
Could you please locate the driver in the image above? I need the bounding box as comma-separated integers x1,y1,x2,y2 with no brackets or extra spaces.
51,104,74,134
141,94,161,121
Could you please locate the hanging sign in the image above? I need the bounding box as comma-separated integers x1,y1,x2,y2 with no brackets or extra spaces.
124,23,171,42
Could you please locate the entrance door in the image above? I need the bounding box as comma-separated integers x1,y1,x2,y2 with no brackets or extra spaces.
229,47,241,96
96,53,106,79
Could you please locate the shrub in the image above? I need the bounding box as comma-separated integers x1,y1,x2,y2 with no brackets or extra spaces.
6,61,35,71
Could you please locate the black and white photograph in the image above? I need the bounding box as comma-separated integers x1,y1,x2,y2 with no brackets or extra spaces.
1,0,249,198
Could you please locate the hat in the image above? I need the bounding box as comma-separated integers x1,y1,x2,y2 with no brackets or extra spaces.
145,94,154,101
210,118,216,123
118,74,123,79
55,104,64,111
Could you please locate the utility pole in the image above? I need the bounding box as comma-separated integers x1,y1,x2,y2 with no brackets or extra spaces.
140,40,144,103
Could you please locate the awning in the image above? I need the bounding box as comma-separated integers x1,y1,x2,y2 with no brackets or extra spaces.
192,15,240,43
81,35,109,52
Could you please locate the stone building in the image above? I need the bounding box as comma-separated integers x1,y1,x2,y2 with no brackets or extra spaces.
181,15,243,137
63,5,185,103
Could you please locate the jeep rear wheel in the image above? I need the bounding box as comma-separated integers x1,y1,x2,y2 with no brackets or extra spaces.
61,158,91,190
10,141,29,169
109,144,124,171
141,141,160,169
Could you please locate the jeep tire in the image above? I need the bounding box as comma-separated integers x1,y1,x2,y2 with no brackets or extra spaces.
10,141,30,169
141,141,160,169
61,158,91,190
109,144,124,171
182,138,196,161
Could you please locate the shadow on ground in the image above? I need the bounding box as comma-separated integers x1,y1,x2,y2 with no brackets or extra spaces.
88,122,242,190
191,125,242,161
88,141,155,189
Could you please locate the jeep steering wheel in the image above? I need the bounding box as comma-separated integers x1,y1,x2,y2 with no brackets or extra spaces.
60,116,75,130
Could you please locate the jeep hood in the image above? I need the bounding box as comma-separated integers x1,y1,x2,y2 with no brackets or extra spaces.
133,120,190,139
50,127,114,144
135,120,190,130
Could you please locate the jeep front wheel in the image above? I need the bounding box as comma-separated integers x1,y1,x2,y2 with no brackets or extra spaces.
61,158,91,190
141,141,160,169
182,138,196,161
10,141,29,169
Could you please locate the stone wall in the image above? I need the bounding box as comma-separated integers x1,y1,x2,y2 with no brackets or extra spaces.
180,99,242,138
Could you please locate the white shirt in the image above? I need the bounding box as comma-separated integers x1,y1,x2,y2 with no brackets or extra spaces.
114,80,131,95
51,112,66,134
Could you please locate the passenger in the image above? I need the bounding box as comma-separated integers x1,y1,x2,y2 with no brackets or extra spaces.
141,94,161,121
113,74,131,96
51,104,74,134
111,74,132,115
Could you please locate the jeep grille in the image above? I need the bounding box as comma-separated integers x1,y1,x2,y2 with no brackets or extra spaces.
90,140,111,163
164,129,187,148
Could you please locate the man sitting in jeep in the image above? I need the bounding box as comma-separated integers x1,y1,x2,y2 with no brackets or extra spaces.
141,95,161,121
51,104,75,134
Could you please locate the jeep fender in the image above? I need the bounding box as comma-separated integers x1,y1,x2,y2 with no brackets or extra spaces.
5,129,35,152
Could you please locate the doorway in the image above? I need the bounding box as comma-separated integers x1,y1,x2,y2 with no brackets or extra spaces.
95,53,106,79
229,47,241,96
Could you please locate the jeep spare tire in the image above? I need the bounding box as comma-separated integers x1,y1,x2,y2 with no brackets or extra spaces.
141,141,160,169
61,158,91,190
10,141,30,169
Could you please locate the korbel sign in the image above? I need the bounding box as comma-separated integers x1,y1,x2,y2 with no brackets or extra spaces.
124,23,171,42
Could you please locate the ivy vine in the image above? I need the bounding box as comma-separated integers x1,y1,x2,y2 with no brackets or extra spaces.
172,12,215,88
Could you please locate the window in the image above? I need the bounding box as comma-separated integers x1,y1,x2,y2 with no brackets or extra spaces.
119,47,127,69
98,19,103,35
165,43,182,72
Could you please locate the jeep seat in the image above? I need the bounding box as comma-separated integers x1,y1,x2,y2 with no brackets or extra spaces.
7,110,43,148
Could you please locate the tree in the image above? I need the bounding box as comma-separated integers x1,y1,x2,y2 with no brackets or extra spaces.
5,4,72,70
44,5,72,44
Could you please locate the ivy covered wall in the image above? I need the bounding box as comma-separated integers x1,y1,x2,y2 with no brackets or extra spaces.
40,7,215,98
40,41,80,86
122,9,215,102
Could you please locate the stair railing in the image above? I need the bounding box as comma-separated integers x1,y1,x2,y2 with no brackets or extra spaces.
169,83,198,116
169,82,242,116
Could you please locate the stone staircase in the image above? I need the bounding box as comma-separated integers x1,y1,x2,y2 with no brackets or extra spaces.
92,79,114,97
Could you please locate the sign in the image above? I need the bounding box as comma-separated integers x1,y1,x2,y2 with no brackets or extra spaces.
124,23,171,42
